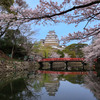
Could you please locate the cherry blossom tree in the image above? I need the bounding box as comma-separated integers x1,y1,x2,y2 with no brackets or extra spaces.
1,0,100,34
0,0,28,37
0,0,100,62
84,72,100,100
50,52,60,58
64,53,70,58
82,34,100,64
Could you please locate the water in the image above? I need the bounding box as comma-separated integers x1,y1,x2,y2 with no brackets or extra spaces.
0,70,99,100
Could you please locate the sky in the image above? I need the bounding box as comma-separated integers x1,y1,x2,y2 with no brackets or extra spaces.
25,0,91,46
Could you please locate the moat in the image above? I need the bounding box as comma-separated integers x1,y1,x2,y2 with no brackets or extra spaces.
0,69,100,100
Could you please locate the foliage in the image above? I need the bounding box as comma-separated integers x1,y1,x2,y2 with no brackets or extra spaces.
32,42,53,58
84,73,100,100
32,42,65,58
0,38,27,59
0,0,14,13
82,34,100,64
0,0,100,62
50,51,60,58
57,50,64,58
0,29,33,59
63,43,88,58
58,74,83,84
32,41,42,53
39,46,52,58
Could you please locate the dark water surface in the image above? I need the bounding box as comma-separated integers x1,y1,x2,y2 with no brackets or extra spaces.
0,70,99,100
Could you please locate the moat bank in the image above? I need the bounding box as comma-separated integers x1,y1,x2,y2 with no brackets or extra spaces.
0,60,39,72
0,59,94,73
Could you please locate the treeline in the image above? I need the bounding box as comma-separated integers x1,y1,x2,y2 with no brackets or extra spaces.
57,44,87,58
32,41,88,58
0,0,33,60
0,29,32,60
62,43,88,58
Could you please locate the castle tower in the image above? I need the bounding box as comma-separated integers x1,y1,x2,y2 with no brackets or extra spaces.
44,31,59,46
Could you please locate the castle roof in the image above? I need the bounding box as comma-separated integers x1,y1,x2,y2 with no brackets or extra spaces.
44,31,59,46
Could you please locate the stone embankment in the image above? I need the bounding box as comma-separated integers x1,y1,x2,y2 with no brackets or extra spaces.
0,60,39,72
0,50,39,72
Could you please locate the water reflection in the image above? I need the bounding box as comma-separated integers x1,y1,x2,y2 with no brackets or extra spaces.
84,71,100,100
0,70,99,100
0,72,41,100
0,78,26,100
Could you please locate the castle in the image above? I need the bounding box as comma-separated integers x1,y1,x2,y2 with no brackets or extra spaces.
41,31,59,46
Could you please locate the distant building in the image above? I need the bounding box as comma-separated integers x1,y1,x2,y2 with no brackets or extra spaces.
40,39,45,45
44,31,59,46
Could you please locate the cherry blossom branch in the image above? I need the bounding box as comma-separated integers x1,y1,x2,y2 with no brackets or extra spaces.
26,0,100,20
5,0,100,22
0,21,11,37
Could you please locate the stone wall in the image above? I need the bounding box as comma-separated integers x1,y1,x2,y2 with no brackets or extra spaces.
0,60,39,72
44,43,59,46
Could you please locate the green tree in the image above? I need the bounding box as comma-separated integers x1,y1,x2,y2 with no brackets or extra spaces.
4,29,21,58
0,0,14,13
57,50,64,58
63,43,87,58
32,41,53,58
0,29,33,60
40,46,52,58
32,41,42,53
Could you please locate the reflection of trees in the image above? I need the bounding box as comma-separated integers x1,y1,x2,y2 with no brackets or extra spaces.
26,76,43,92
84,72,100,100
58,74,84,84
0,78,26,100
31,73,60,96
37,73,84,96
1,71,94,99
0,77,41,100
95,61,100,77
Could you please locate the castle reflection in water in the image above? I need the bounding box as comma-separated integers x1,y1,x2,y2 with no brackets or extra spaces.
0,70,99,100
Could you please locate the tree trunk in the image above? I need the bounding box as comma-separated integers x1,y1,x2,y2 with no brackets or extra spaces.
11,45,14,58
95,58,100,77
